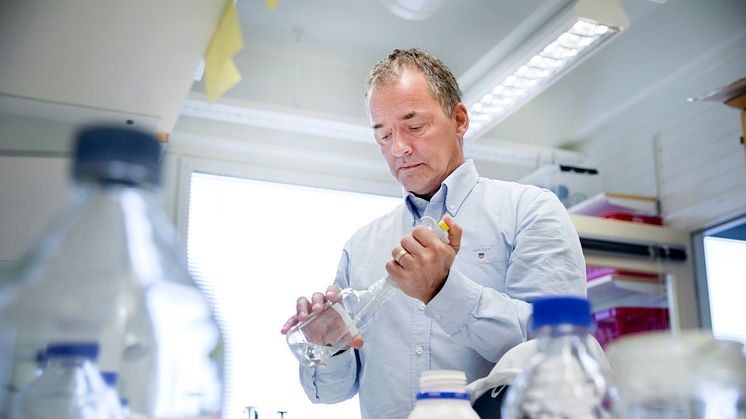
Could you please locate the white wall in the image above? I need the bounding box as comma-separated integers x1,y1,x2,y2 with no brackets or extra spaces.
0,155,69,268
582,30,746,231
0,115,181,267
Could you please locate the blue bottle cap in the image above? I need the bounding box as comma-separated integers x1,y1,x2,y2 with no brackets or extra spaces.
101,371,119,387
531,296,591,329
45,342,100,360
73,126,161,186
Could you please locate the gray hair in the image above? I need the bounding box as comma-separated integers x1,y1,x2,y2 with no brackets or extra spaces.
365,48,462,117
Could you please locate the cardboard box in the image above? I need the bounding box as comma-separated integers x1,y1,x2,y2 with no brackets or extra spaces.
725,93,746,164
519,164,602,208
698,77,746,165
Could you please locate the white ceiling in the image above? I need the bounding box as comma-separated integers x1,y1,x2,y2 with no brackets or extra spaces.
184,0,745,174
1,0,744,183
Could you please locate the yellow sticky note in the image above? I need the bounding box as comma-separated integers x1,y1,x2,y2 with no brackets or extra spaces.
204,0,244,102
206,59,242,103
266,0,280,11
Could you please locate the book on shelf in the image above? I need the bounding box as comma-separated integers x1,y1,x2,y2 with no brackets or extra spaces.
569,192,658,218
586,266,664,284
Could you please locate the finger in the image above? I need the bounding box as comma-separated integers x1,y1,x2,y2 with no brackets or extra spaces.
311,292,326,313
392,245,405,263
281,315,299,334
411,225,442,247
296,296,311,321
442,215,462,253
385,260,404,279
341,334,365,351
325,284,341,301
400,235,424,257
349,335,364,349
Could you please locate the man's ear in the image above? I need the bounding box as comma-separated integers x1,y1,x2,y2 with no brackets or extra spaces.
452,102,469,139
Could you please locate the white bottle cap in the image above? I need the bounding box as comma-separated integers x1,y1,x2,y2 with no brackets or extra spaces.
418,369,467,393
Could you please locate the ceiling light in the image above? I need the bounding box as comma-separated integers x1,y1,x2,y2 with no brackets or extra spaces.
381,0,445,21
464,0,629,141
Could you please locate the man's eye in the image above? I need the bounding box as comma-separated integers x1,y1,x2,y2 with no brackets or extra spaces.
409,125,423,131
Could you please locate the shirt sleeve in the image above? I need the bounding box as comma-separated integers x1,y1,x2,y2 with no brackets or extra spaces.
424,190,586,362
298,247,361,403
299,348,360,403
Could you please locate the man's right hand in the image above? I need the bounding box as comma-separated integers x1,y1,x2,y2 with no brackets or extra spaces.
280,284,364,349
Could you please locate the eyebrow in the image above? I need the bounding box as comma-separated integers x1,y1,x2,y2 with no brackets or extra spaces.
371,111,418,130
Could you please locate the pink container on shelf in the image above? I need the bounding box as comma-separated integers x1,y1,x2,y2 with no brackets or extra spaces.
592,306,670,348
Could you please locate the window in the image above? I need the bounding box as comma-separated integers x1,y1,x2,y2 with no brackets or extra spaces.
702,236,746,344
186,171,400,418
694,216,746,353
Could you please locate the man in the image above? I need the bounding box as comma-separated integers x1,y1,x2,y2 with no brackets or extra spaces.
281,48,585,419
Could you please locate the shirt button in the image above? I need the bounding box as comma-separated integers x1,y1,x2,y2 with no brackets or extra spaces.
449,204,456,210
419,303,425,311
415,345,424,356
434,313,443,321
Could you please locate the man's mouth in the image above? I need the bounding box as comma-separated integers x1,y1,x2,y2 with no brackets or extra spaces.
399,163,421,171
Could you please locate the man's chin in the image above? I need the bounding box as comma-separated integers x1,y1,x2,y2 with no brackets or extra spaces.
401,183,432,198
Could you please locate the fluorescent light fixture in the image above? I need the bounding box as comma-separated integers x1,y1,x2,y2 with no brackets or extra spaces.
464,0,629,141
194,58,206,82
382,0,446,21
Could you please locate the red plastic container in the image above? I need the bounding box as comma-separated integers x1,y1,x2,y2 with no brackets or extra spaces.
592,306,670,348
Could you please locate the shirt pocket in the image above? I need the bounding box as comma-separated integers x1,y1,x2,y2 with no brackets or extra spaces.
455,243,508,292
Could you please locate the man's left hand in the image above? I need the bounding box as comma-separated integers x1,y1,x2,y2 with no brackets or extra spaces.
386,215,462,303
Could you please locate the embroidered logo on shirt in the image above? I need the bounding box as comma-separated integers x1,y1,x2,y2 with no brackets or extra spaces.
472,246,491,260
461,244,505,265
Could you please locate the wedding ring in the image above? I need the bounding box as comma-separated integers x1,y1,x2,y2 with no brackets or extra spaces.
395,248,408,264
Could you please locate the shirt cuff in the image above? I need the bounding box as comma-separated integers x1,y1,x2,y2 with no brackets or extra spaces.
316,347,355,371
424,269,482,335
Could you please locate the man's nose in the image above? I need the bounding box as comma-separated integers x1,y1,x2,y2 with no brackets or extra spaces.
390,131,411,157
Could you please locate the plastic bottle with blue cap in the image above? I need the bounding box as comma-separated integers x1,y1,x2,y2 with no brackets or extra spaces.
0,126,223,417
501,296,617,418
285,216,450,367
10,342,122,419
407,370,480,419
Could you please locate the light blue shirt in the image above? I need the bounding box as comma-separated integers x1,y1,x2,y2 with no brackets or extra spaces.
299,160,586,419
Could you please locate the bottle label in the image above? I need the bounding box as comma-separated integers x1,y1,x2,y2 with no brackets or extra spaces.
331,303,359,336
416,392,471,400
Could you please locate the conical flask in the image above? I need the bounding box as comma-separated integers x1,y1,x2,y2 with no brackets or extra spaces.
286,216,449,366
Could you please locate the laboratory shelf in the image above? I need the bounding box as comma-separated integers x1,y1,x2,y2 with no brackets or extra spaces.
587,274,668,312
570,214,697,330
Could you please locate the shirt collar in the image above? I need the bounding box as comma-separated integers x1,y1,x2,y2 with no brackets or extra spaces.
403,159,479,220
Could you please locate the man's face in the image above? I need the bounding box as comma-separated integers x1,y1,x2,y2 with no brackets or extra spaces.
368,68,468,199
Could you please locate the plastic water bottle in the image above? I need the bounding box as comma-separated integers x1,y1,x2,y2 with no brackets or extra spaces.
0,126,223,418
285,216,450,366
407,370,480,419
607,331,746,419
502,296,617,419
101,371,125,417
10,342,121,419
